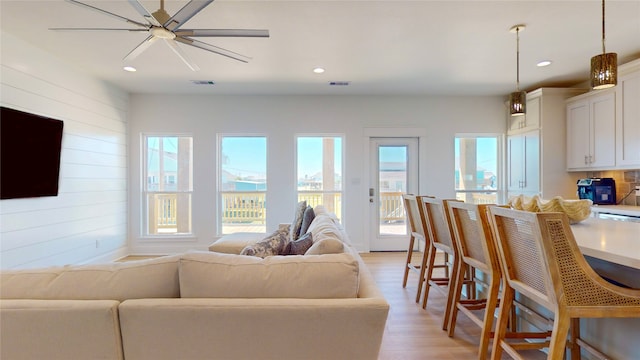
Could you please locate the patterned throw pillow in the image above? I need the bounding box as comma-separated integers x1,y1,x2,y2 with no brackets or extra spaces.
290,200,308,241
240,227,290,258
282,232,314,255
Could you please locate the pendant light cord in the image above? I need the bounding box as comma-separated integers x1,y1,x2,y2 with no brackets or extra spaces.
601,0,606,54
516,27,521,91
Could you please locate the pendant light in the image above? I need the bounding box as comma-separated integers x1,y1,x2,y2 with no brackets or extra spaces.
590,0,617,89
509,25,526,116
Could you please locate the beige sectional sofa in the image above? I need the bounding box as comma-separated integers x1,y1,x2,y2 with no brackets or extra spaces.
0,206,389,360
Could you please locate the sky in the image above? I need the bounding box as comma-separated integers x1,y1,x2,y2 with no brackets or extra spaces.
219,136,343,180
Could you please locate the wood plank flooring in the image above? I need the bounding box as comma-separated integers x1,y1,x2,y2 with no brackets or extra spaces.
360,251,546,360
361,251,484,360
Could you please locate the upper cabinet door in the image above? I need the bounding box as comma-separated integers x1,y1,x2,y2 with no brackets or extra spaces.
616,71,640,168
566,100,591,169
507,95,541,133
566,91,616,170
589,92,616,168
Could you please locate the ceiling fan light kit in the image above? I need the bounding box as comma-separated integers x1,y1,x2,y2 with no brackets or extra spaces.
509,24,526,116
52,0,269,71
590,0,618,90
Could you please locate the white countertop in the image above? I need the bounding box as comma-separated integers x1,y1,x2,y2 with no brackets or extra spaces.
571,217,640,269
590,205,640,217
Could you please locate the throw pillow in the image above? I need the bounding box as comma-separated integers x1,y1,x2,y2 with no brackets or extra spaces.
240,227,289,258
282,232,314,255
299,205,315,235
290,200,307,241
305,238,344,255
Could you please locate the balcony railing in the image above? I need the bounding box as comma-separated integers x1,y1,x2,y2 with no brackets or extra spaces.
150,191,410,234
221,192,266,224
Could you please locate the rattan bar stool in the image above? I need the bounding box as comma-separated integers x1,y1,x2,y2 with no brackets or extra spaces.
446,202,504,360
402,194,432,302
419,197,474,331
488,207,640,360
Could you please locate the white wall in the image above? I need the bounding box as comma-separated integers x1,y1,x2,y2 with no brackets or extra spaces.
129,94,506,254
0,32,129,269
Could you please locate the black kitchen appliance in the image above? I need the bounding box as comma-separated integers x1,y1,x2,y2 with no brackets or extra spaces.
577,178,616,205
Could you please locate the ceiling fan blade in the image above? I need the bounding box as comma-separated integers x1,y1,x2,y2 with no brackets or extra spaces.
164,0,214,31
64,0,149,29
175,29,270,38
123,35,158,62
175,36,250,63
127,0,161,26
49,27,148,32
164,39,200,72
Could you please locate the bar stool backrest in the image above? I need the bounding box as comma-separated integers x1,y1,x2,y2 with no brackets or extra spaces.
403,194,428,243
488,206,556,311
448,202,500,275
422,197,459,253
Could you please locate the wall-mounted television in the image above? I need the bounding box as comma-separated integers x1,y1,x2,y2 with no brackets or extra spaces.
1,106,64,200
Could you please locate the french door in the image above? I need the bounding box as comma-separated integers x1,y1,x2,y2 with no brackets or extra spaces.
368,137,419,251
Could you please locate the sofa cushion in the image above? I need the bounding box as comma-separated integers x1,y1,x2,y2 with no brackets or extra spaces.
306,213,344,243
283,232,314,255
208,232,266,254
0,255,181,301
179,251,359,298
290,200,308,241
239,226,289,258
305,238,345,255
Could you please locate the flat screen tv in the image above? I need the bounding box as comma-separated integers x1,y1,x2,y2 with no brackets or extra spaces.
1,106,64,200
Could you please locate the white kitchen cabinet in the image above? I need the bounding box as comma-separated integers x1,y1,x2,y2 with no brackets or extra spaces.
566,90,616,170
615,69,640,168
508,96,540,133
507,130,539,196
506,88,586,200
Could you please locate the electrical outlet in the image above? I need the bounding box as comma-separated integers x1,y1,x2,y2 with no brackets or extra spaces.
635,185,640,197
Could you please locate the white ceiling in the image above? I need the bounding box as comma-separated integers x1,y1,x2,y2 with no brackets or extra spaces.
1,0,639,96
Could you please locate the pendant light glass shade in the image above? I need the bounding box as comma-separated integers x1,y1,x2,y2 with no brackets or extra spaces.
590,0,617,89
509,91,527,115
509,25,526,116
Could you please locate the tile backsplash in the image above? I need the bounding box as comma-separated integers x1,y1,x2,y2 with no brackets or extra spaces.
586,170,640,206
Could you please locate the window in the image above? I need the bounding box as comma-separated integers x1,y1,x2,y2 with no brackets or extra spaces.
454,135,502,204
219,136,267,234
143,136,193,235
296,136,343,219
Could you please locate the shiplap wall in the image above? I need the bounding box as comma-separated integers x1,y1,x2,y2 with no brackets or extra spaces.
0,32,129,269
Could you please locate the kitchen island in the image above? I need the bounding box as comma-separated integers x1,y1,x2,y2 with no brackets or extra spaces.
565,216,640,359
571,216,640,274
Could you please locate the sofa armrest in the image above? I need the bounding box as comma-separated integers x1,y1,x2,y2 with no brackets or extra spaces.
1,299,123,360
120,297,389,360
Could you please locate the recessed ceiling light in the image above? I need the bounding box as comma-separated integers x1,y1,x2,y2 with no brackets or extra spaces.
313,67,325,74
123,66,137,72
537,60,552,67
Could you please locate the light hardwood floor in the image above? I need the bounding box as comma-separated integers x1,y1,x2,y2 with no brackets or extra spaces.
361,251,485,360
360,251,546,360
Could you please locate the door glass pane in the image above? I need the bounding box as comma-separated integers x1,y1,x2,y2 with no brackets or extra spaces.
379,145,407,235
220,136,267,234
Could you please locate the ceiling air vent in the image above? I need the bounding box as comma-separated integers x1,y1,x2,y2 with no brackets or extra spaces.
192,80,215,85
329,81,350,86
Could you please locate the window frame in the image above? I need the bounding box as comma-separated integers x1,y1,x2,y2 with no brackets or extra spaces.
141,133,194,238
295,134,345,221
454,133,505,204
217,134,268,235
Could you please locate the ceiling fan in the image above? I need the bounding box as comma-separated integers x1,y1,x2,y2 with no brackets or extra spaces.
50,0,269,71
